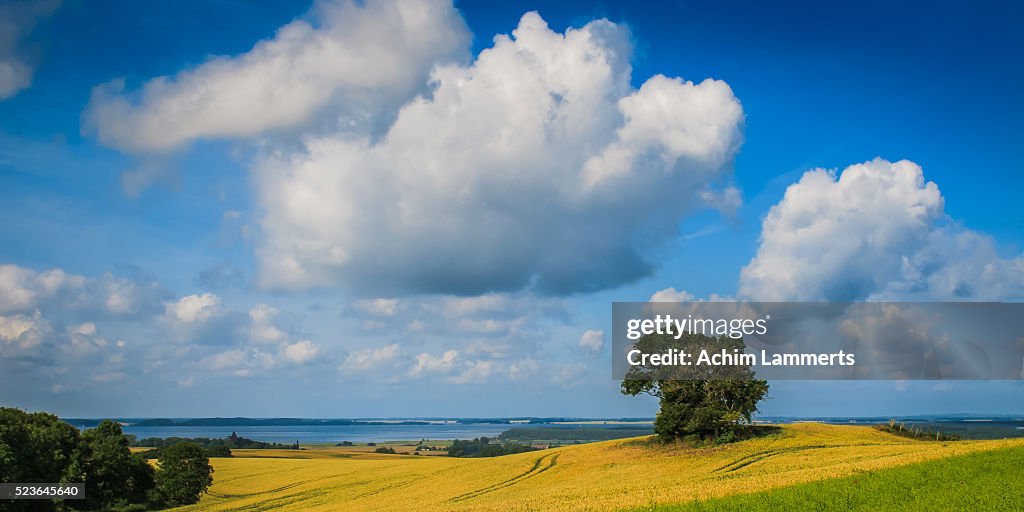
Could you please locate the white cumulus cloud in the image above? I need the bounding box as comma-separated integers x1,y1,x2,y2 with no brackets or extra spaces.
65,321,108,358
200,347,274,376
283,340,321,364
248,304,287,343
0,265,82,313
0,263,164,316
254,11,744,295
82,0,469,153
164,293,224,324
409,349,457,377
80,3,744,295
740,158,1024,301
0,311,47,351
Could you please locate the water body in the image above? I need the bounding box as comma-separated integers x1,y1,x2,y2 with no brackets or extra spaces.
66,417,1024,443
112,423,622,444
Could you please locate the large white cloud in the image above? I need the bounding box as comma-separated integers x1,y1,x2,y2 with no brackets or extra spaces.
0,0,59,100
740,158,1024,301
81,3,744,295
82,0,469,153
254,11,744,295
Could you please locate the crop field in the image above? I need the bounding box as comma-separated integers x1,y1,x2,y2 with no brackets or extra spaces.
172,424,1024,512
637,444,1024,511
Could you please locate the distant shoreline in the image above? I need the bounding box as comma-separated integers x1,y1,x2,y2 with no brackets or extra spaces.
62,414,1023,429
63,417,658,428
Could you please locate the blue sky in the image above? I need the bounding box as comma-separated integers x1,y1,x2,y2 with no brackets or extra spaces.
0,0,1021,418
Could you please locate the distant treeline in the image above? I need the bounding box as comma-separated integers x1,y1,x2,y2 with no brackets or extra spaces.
499,427,653,442
132,432,300,458
446,437,539,458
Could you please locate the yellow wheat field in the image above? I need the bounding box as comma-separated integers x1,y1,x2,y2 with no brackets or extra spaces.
173,424,1024,512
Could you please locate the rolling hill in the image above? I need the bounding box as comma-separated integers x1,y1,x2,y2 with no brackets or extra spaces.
173,423,1024,511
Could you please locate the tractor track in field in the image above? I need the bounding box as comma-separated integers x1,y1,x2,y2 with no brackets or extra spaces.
212,473,425,510
449,453,560,502
207,473,352,499
714,445,838,473
713,443,903,473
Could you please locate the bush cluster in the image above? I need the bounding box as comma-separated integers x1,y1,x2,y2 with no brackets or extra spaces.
445,437,539,458
0,408,214,511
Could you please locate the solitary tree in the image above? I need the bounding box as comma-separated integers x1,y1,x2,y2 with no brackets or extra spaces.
156,442,213,506
621,332,769,442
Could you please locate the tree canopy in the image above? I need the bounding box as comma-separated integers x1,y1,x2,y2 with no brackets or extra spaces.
1,407,217,510
621,332,769,442
156,441,214,506
79,420,155,510
0,408,83,512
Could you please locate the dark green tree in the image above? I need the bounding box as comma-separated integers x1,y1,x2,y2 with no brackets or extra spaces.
621,333,769,442
0,408,83,512
76,420,155,510
155,442,213,506
205,444,233,458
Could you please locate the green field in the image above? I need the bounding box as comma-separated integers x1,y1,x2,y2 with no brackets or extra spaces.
169,424,1024,511
635,444,1024,511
